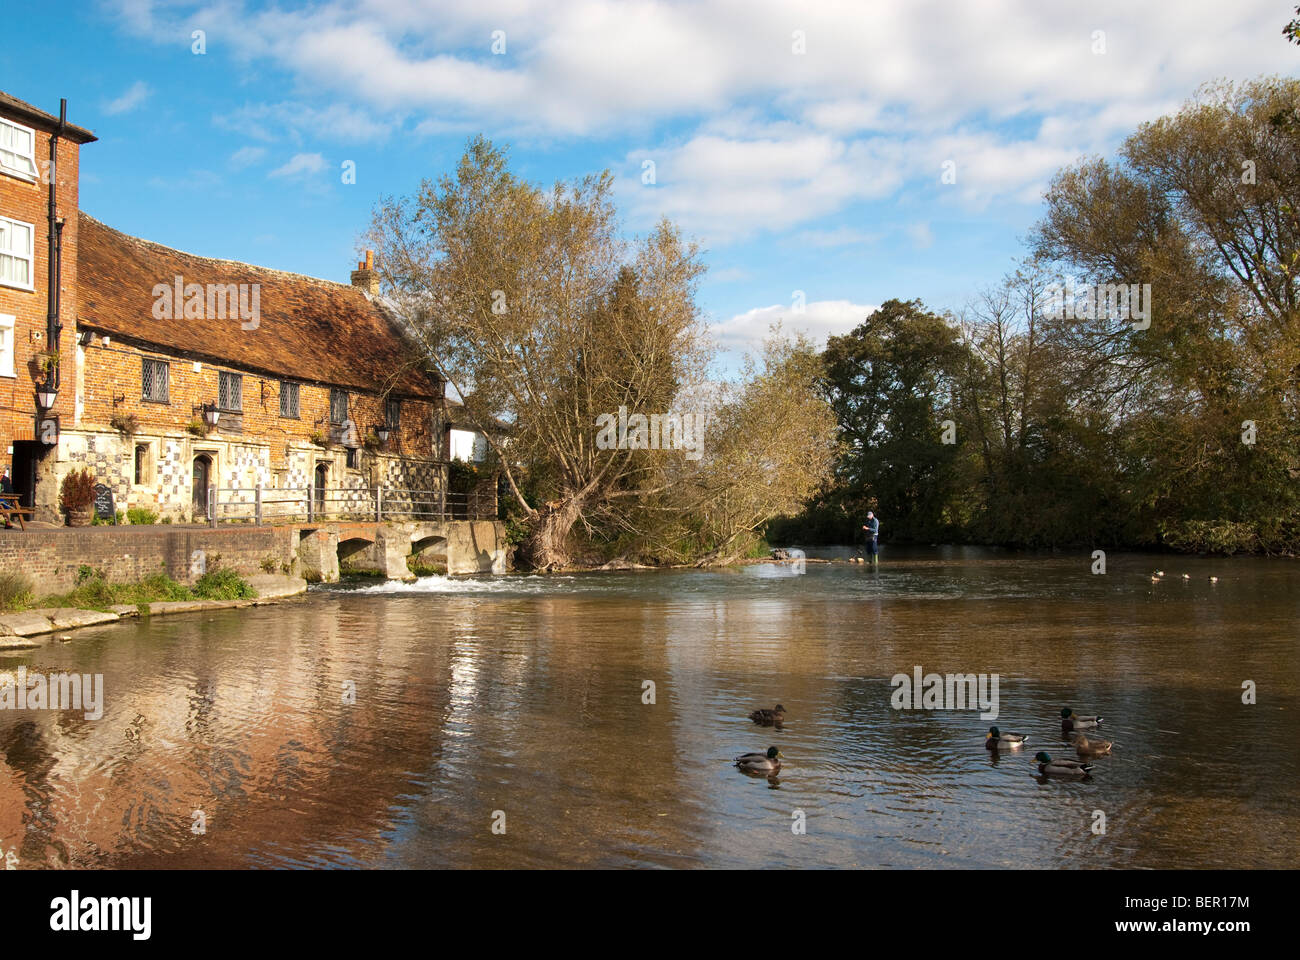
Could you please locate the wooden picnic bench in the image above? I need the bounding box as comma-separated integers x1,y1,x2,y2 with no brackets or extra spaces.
0,495,34,531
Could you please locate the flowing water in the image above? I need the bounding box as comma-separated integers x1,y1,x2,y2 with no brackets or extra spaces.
1,547,1295,869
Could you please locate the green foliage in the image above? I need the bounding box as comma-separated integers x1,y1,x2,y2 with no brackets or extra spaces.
781,80,1300,556
44,568,191,611
127,506,158,525
192,567,256,601
406,555,447,576
0,572,33,611
259,556,279,573
447,459,481,494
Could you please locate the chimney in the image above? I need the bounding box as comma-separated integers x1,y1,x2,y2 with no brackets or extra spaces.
351,249,379,295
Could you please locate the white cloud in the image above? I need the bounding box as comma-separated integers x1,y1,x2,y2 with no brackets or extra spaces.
626,134,904,243
215,101,395,144
228,146,266,169
906,222,934,250
104,80,150,115
268,152,327,179
711,299,878,353
105,0,1297,243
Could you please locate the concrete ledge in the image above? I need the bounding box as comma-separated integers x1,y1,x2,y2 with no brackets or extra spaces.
39,609,120,630
0,575,308,640
0,634,44,648
0,611,64,638
247,574,308,601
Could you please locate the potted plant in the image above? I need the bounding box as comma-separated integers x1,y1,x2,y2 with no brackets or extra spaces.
59,468,96,526
187,418,209,437
36,349,60,377
110,412,139,435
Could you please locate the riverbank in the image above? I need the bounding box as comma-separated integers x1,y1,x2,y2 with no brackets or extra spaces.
0,573,307,647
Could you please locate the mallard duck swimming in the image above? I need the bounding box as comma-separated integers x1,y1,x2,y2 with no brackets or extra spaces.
734,746,783,774
985,725,1028,750
1070,731,1113,757
1035,751,1093,779
749,704,786,725
1061,708,1103,733
1208,576,1219,583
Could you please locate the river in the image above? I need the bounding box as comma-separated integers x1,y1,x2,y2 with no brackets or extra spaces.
1,547,1295,868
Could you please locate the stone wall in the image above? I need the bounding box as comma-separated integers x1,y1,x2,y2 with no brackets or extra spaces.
0,525,298,594
0,519,506,593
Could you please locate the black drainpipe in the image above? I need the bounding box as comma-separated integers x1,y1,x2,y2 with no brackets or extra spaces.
45,99,66,394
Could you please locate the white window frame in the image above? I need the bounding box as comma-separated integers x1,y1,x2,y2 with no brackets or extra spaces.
0,118,39,183
0,214,35,291
0,314,14,378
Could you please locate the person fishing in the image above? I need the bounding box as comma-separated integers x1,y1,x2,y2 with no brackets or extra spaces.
861,511,880,564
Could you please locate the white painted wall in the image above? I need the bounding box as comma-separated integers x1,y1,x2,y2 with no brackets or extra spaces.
448,427,488,462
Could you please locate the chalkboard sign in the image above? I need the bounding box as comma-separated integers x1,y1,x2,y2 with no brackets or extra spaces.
93,483,115,521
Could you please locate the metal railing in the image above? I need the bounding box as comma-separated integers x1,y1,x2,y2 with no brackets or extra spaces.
206,485,496,525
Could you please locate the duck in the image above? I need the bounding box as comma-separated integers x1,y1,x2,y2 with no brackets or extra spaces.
1153,569,1165,577
1035,751,1093,779
1070,730,1113,757
1182,573,1190,580
734,746,783,774
749,704,786,726
1208,576,1219,583
984,725,1028,751
1061,707,1103,734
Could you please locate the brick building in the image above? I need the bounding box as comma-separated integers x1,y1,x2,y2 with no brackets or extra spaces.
2,88,491,525
0,92,95,509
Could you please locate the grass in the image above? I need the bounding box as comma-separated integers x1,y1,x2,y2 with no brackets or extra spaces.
0,564,256,614
0,572,34,611
193,567,257,601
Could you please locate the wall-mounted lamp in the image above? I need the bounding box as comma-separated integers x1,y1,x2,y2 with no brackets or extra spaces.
36,385,58,410
376,425,390,444
203,402,221,428
77,330,93,347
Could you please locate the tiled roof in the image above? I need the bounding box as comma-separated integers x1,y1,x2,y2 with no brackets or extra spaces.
0,90,97,143
76,213,440,399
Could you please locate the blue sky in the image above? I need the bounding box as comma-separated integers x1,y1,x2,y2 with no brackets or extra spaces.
3,0,1295,370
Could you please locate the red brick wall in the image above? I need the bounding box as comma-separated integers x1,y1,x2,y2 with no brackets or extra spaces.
0,524,297,594
77,336,439,457
0,120,80,449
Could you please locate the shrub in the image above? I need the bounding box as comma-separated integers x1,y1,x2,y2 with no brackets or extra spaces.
259,556,278,573
0,572,33,611
127,506,159,525
109,413,139,435
193,567,256,601
186,419,208,437
58,468,96,514
406,555,447,577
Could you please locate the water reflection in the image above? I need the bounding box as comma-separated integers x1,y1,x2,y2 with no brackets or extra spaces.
0,549,1296,868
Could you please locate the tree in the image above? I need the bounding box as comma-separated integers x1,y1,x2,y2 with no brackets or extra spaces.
1034,77,1300,551
367,138,835,567
819,300,968,541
